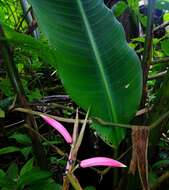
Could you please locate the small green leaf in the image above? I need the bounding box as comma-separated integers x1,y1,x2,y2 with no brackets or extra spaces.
9,133,31,145
0,147,20,156
148,171,158,187
0,79,13,97
0,109,5,118
0,167,16,189
0,97,14,111
0,175,16,189
50,156,66,167
17,63,24,73
3,24,58,68
0,170,5,178
20,158,34,176
29,179,62,190
127,0,139,14
27,89,42,101
17,168,52,190
112,1,128,17
85,186,96,190
163,12,169,21
132,37,145,43
152,159,169,169
161,39,169,56
20,147,32,160
7,163,18,182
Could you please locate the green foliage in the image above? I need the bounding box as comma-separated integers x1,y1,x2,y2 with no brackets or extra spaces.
112,1,128,17
161,39,169,56
85,186,96,190
27,88,42,101
9,132,32,145
20,147,32,160
0,145,32,160
0,108,5,118
152,159,169,169
127,0,139,14
29,179,62,190
17,168,52,190
0,97,13,109
29,0,142,147
91,123,124,148
163,12,169,22
148,171,158,188
1,0,169,189
0,146,20,155
0,161,59,190
156,0,169,10
0,163,18,190
7,163,18,182
20,158,34,176
3,25,58,68
0,78,13,96
0,0,24,29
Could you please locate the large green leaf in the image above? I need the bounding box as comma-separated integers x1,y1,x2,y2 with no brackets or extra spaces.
29,0,142,147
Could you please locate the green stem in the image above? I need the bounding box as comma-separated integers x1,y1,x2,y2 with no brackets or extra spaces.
67,173,83,190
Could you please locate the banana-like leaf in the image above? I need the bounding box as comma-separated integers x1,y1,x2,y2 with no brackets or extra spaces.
29,0,142,147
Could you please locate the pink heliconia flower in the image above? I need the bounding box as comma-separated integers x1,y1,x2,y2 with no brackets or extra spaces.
41,115,72,144
80,157,127,168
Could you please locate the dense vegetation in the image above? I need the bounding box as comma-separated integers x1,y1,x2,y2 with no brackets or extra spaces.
0,0,169,189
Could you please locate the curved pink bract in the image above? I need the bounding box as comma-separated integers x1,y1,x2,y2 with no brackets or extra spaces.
41,115,72,144
80,157,126,168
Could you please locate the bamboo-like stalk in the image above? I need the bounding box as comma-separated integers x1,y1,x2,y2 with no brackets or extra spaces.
20,0,39,38
0,24,48,170
141,0,156,107
135,1,156,190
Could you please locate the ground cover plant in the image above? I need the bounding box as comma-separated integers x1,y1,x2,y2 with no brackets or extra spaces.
1,0,169,189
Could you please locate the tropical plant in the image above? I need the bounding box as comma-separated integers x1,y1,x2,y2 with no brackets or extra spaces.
1,0,169,189
28,0,143,148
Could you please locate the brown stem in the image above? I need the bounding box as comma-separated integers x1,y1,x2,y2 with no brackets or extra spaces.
63,109,89,190
148,70,167,80
0,24,48,170
152,57,169,64
63,110,79,190
153,21,169,33
141,0,156,107
129,127,150,190
14,107,169,131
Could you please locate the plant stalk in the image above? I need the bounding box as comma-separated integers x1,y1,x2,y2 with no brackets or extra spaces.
141,0,156,107
0,24,48,170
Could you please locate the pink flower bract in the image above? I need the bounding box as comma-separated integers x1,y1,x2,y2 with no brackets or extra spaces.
80,157,126,168
41,115,72,144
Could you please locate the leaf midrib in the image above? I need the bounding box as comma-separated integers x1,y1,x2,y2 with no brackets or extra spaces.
76,0,117,122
